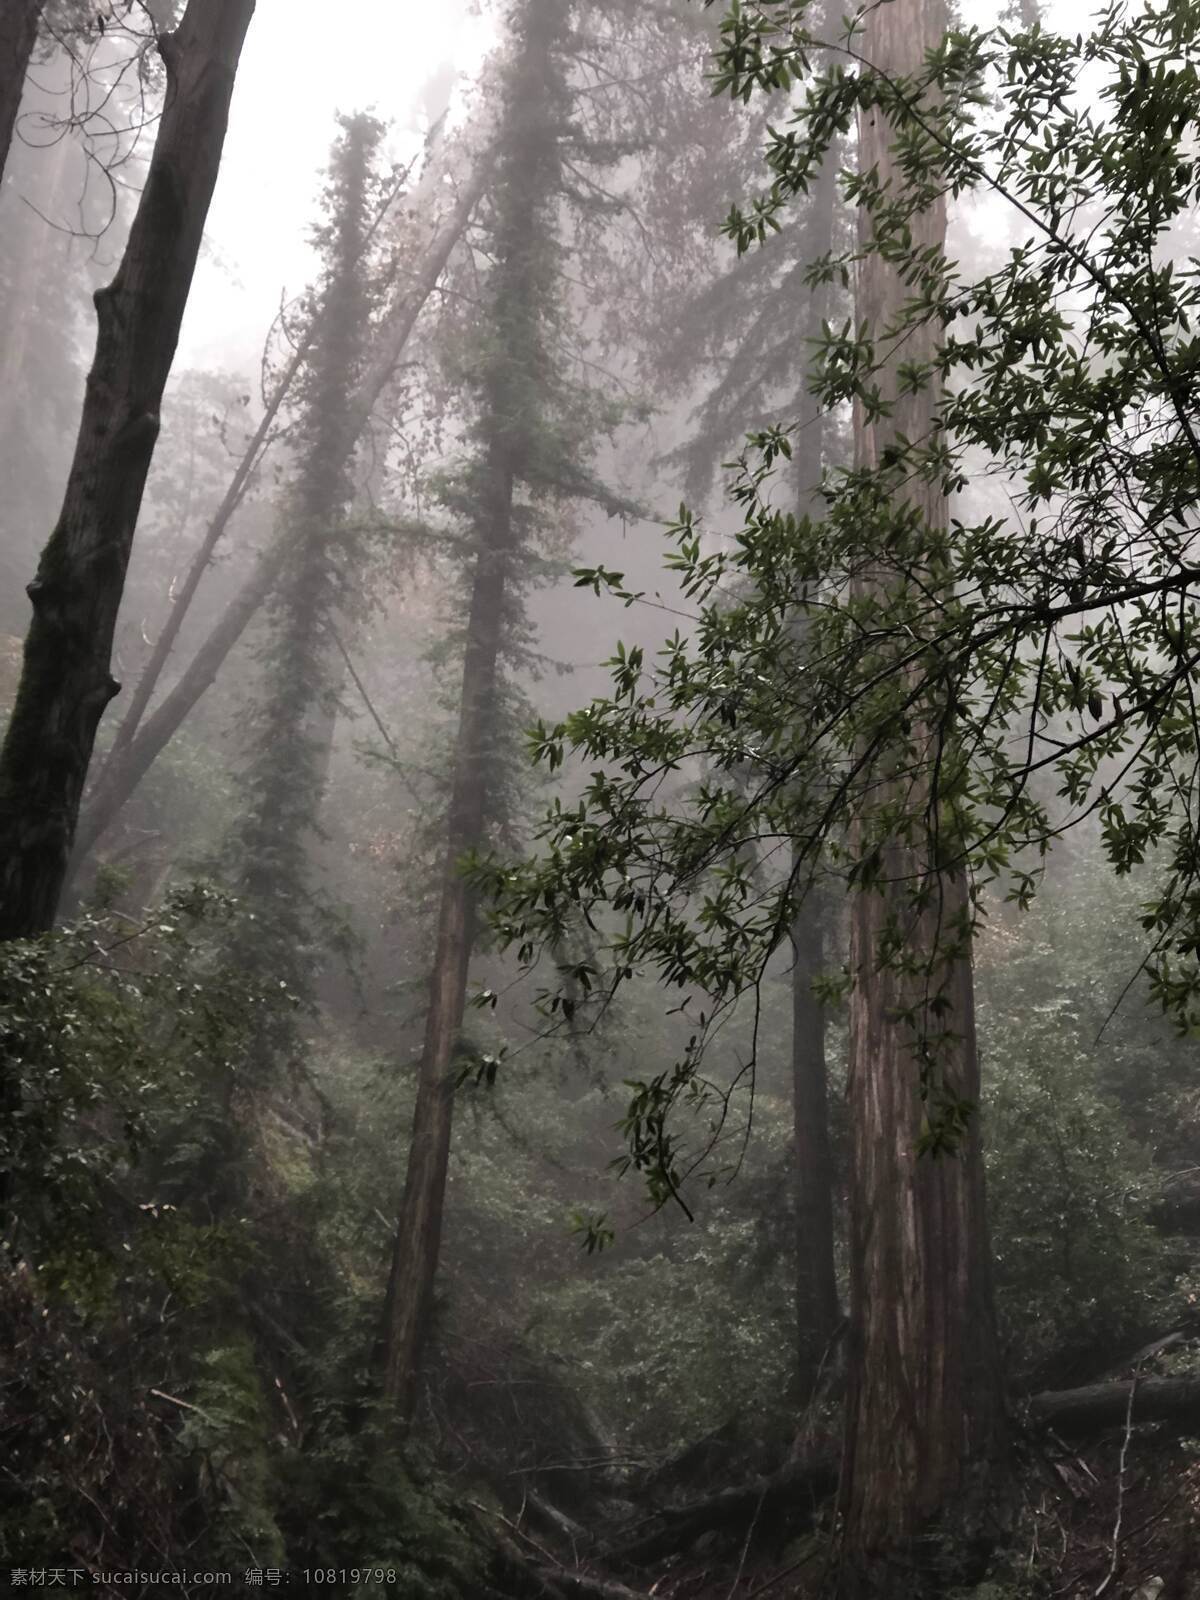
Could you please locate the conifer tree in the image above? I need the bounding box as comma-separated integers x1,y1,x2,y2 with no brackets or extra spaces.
382,0,632,1420
838,0,1005,1569
223,112,381,1013
660,2,846,1399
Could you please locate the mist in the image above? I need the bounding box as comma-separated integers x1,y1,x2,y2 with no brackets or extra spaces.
1,2,1199,1597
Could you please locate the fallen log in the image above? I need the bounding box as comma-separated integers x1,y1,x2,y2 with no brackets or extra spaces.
470,1501,652,1600
526,1489,590,1549
601,1450,838,1567
1029,1375,1200,1432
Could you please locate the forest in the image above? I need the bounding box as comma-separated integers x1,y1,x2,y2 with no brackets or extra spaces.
1,0,1199,1594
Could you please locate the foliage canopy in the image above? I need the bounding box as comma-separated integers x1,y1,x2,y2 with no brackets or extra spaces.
473,0,1200,1203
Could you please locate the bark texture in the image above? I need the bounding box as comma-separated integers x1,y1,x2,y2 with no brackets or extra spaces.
0,0,255,942
67,159,488,876
840,0,1006,1570
0,0,43,187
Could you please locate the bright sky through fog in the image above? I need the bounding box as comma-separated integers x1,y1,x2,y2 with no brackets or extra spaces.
179,0,1091,376
179,0,495,373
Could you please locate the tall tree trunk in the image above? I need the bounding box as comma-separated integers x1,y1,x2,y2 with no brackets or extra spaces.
0,0,255,943
66,159,489,883
381,434,515,1419
839,0,1005,1575
68,537,282,873
381,0,561,1421
0,0,43,187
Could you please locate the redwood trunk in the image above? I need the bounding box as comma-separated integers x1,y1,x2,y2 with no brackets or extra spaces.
0,0,255,942
67,160,488,879
0,0,43,186
840,0,1005,1571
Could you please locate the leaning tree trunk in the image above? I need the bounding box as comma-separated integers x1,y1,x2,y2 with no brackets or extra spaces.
97,333,310,772
839,0,1006,1576
0,0,255,942
0,0,43,187
65,158,489,883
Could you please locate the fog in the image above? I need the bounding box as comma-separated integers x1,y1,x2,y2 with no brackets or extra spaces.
1,1,1198,1595
179,0,493,368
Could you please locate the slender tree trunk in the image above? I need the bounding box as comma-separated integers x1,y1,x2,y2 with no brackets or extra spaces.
381,434,515,1420
381,0,561,1420
68,539,281,873
789,59,840,1399
791,884,839,1395
839,0,1005,1575
66,160,489,882
0,0,43,187
0,0,255,943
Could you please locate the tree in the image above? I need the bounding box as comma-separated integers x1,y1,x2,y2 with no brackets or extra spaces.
836,0,1005,1567
476,0,1200,1573
0,1,45,186
94,134,416,783
223,111,381,1015
0,0,255,943
381,0,632,1420
633,0,847,1396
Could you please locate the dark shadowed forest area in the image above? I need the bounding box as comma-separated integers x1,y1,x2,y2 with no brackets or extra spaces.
3,0,1200,1595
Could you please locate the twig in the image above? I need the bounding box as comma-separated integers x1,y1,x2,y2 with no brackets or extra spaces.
725,1480,768,1598
470,1500,652,1600
467,1499,559,1569
148,1387,216,1424
1094,1363,1140,1597
330,622,397,756
330,621,424,808
1121,1459,1200,1545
